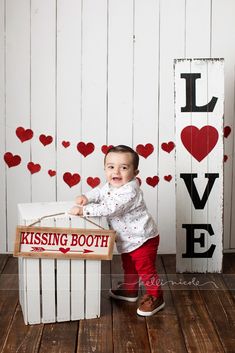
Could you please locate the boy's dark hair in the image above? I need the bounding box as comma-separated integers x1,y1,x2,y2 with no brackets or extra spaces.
104,145,139,170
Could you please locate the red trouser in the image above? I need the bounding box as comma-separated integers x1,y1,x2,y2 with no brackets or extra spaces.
121,236,162,298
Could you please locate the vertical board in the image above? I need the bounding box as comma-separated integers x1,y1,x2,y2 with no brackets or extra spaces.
56,0,82,201
107,0,133,145
211,0,235,250
175,59,224,272
55,216,70,322
5,0,31,252
158,0,185,254
133,0,160,219
26,258,41,324
0,0,6,252
70,215,85,320
81,0,107,194
31,0,56,202
40,218,56,323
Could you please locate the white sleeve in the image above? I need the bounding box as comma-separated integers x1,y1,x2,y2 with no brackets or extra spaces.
84,187,102,203
83,185,137,217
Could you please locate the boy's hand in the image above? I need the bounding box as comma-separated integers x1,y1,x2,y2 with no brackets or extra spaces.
75,195,88,206
69,206,84,216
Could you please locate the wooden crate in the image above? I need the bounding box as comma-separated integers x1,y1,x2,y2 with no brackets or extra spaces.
17,201,112,325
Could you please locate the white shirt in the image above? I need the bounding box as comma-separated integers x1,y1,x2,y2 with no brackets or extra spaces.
83,179,158,253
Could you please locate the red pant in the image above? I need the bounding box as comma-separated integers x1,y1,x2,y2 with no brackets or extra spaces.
121,236,162,298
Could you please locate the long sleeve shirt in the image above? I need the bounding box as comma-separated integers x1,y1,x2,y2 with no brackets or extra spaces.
83,179,158,253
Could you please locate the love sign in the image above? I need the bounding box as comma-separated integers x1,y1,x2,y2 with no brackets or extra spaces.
175,59,224,273
14,226,116,260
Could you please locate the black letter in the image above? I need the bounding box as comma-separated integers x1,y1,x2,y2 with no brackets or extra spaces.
182,224,216,258
181,73,218,112
180,173,219,209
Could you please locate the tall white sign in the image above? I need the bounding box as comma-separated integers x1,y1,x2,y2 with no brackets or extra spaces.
175,59,224,273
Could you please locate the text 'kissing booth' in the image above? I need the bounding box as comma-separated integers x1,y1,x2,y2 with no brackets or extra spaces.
14,201,115,324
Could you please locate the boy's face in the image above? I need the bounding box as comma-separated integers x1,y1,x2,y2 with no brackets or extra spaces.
104,152,138,187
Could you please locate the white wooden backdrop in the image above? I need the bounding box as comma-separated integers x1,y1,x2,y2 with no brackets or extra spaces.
0,0,235,254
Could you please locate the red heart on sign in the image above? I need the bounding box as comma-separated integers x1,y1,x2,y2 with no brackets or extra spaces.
59,247,70,254
4,152,21,168
136,143,154,158
39,134,53,146
146,176,159,187
77,142,95,157
16,127,33,142
27,162,41,174
181,125,219,162
101,145,113,154
48,169,56,177
63,172,81,188
164,175,172,182
161,141,175,153
62,141,70,148
87,177,101,188
224,126,231,138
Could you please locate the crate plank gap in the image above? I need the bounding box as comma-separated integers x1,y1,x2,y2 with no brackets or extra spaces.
15,201,114,325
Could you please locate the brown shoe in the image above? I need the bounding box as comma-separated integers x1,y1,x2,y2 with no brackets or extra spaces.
137,294,165,316
109,283,139,302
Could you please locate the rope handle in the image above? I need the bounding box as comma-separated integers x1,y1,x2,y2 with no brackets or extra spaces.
27,212,105,230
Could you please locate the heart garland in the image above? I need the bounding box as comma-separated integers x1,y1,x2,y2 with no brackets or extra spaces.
63,172,81,188
16,127,33,142
4,152,21,168
39,134,53,146
161,141,175,153
77,142,95,157
87,177,101,188
27,162,41,174
146,176,159,187
136,143,154,158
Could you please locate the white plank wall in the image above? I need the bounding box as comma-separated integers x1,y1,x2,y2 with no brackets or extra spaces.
1,0,235,254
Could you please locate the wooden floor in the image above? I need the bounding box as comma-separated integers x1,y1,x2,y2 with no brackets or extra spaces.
0,253,235,353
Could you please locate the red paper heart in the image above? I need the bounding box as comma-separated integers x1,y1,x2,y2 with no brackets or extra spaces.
4,152,21,168
62,141,70,148
63,172,81,187
224,155,228,162
101,145,114,154
164,175,172,182
77,142,95,157
48,169,56,177
27,162,41,174
181,125,219,162
146,176,159,187
87,177,101,188
39,134,53,146
59,247,70,254
16,127,33,142
161,141,175,153
224,126,231,138
136,143,154,158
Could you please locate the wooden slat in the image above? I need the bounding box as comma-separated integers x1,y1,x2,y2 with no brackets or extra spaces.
77,261,113,353
146,256,187,353
162,255,225,353
38,322,78,353
0,257,20,351
111,255,151,353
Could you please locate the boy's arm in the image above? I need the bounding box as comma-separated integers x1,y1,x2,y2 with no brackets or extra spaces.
83,186,137,217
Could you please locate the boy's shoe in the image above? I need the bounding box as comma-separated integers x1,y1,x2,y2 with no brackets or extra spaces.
109,283,139,302
137,294,165,316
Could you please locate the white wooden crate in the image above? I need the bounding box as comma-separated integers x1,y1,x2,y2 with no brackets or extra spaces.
17,201,106,325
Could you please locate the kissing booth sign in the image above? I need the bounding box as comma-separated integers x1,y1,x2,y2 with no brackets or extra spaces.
175,59,224,273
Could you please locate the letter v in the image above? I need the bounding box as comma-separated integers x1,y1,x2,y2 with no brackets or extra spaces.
180,173,219,209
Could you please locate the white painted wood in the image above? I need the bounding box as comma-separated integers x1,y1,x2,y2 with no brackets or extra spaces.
26,258,41,324
5,0,31,252
40,217,56,323
56,0,82,201
81,0,107,194
211,0,235,251
70,216,85,320
107,0,133,145
175,59,224,272
85,260,101,319
55,216,71,322
158,0,185,255
30,0,56,202
133,0,160,219
0,0,6,252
